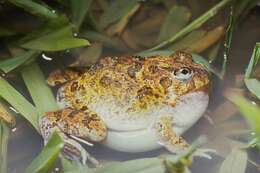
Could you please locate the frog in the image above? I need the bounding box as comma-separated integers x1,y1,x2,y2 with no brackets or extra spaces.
39,52,210,165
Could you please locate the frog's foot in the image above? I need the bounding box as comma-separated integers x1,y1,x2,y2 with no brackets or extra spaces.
153,115,188,153
39,107,107,165
47,69,81,86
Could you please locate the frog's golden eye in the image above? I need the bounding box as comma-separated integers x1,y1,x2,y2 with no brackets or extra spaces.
173,67,192,80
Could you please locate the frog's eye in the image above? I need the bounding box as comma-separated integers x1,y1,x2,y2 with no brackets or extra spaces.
173,67,192,80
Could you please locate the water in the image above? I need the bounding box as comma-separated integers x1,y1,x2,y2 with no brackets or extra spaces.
5,3,260,173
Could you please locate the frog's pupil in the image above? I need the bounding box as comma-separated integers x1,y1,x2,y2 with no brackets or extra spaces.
181,68,189,75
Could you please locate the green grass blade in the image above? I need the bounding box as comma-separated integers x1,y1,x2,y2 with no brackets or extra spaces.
95,158,165,173
244,79,260,100
8,0,58,20
228,95,260,147
142,0,232,52
99,0,139,29
0,50,39,73
245,43,260,78
0,77,39,131
217,149,247,173
21,26,90,51
157,6,191,43
0,120,9,173
244,43,260,99
168,29,206,51
70,0,92,31
25,131,64,173
21,62,58,115
222,6,235,77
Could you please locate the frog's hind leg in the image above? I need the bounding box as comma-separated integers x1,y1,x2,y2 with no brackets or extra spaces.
153,115,188,153
39,107,107,165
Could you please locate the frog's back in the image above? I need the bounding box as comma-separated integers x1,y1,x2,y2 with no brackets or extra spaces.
57,53,210,131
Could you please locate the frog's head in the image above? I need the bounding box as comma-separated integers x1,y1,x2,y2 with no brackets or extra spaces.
167,52,210,97
163,52,210,133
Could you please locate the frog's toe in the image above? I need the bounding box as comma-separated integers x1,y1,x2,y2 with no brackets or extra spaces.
62,136,99,165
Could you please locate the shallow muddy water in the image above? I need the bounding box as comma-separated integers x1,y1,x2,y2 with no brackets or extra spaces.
5,2,260,173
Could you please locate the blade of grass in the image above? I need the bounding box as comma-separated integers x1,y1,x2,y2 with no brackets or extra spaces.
25,131,64,173
20,26,90,51
82,30,127,50
21,62,58,115
70,0,93,31
228,95,260,147
0,50,39,73
157,6,191,43
168,29,206,51
0,77,39,131
0,27,16,37
95,158,165,173
185,26,224,53
222,6,235,77
99,0,139,29
217,149,247,173
106,3,140,36
62,157,93,173
0,120,9,173
244,79,260,100
7,0,58,20
142,0,232,53
244,43,260,99
245,43,260,78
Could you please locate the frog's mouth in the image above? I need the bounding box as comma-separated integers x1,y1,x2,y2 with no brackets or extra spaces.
103,91,209,153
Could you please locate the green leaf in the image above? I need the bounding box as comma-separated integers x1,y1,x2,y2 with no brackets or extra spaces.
8,0,58,20
244,43,260,99
70,0,93,30
95,158,165,173
0,50,39,73
222,6,235,77
0,120,9,173
0,27,16,37
168,29,206,51
62,157,93,173
228,95,260,146
0,77,39,131
217,149,247,173
82,30,126,50
99,0,139,29
142,0,232,52
21,62,58,115
245,43,260,78
25,131,64,173
157,6,191,43
20,26,90,51
244,79,260,100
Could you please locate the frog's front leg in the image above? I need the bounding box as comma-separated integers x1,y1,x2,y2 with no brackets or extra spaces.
153,115,188,153
39,107,107,165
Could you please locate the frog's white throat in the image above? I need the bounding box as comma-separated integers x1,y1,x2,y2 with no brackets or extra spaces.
103,91,209,153
170,91,209,134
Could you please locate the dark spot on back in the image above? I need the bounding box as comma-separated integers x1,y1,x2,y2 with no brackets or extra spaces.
70,81,79,92
127,62,142,78
148,65,159,73
137,86,153,98
100,76,112,86
160,77,172,89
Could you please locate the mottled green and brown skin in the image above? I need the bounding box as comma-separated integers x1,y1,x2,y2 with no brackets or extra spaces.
40,52,210,165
